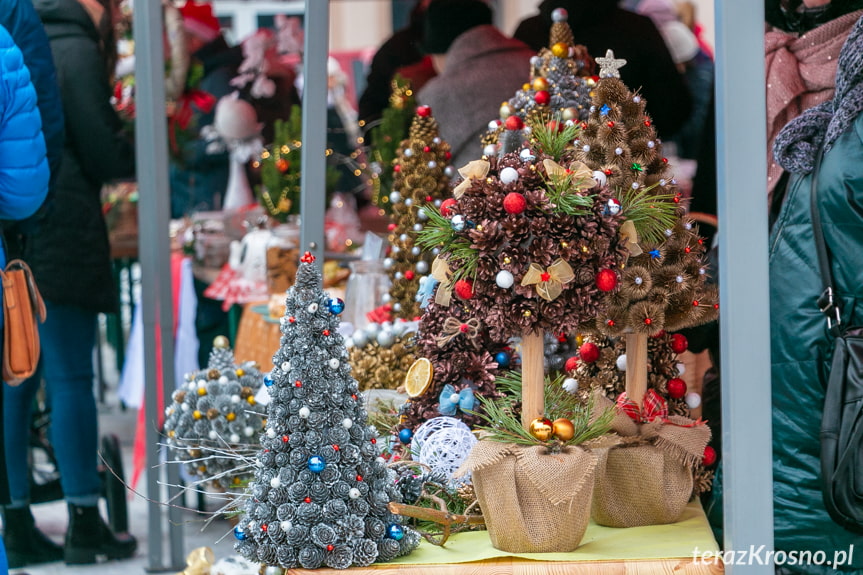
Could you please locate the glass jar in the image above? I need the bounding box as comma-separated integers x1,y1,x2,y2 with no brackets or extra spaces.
343,260,391,332
266,217,301,294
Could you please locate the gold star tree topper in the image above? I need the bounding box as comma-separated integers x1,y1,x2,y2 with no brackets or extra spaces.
596,49,627,79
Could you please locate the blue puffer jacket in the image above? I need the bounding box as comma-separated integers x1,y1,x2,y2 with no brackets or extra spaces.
0,22,50,323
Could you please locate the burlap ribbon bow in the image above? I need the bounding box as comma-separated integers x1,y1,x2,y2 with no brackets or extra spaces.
543,159,596,192
520,258,575,301
453,160,490,199
436,317,482,349
175,547,214,575
430,256,454,307
619,220,642,257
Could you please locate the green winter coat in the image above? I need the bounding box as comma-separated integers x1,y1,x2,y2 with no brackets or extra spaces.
767,112,863,573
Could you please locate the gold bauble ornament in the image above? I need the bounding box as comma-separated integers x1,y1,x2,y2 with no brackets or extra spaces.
192,410,202,420
226,412,236,422
532,77,549,92
552,418,576,442
499,103,513,118
528,417,554,441
235,368,245,377
522,83,531,91
197,387,207,396
562,107,578,121
551,42,569,58
213,336,230,349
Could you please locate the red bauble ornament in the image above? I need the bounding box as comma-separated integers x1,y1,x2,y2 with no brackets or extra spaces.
579,342,600,363
404,270,415,281
504,115,524,131
534,90,551,105
440,198,457,217
327,545,334,552
275,158,290,173
596,269,618,292
667,377,687,399
703,446,717,467
387,223,396,232
423,146,431,153
454,279,474,300
546,120,563,133
393,164,401,173
564,356,579,373
416,105,432,117
671,333,689,354
503,192,527,215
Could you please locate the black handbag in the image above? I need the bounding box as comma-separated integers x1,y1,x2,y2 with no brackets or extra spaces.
810,149,863,534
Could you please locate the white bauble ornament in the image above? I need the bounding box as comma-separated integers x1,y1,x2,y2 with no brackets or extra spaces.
383,258,394,270
328,358,340,369
342,418,353,429
562,377,579,394
231,395,241,404
270,477,281,488
377,330,395,348
389,191,402,204
244,426,254,437
483,144,497,156
676,362,686,375
349,488,361,499
416,260,429,274
685,392,702,409
499,167,519,184
266,428,276,438
209,430,218,439
230,434,240,443
299,407,310,419
616,354,627,371
219,376,229,384
593,170,607,187
307,302,318,313
496,270,515,289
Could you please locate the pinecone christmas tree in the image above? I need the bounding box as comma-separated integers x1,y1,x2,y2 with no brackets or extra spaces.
234,253,419,569
163,339,266,489
367,76,416,213
398,296,509,432
482,8,595,152
571,50,719,336
383,106,453,320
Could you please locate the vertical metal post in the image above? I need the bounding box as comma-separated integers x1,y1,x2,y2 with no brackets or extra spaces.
300,0,329,271
133,1,185,570
715,0,774,572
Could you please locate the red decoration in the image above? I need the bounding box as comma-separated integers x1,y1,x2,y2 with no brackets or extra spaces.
387,223,397,232
644,119,651,127
504,115,524,131
534,90,551,105
304,497,311,504
667,377,687,399
300,251,316,263
332,444,340,451
351,394,358,400
607,121,615,128
644,317,652,325
356,475,363,482
423,146,431,153
404,270,415,281
546,120,563,133
607,319,615,326
565,356,579,372
425,195,433,202
327,545,334,552
684,246,691,253
692,300,700,306
445,151,452,160
370,438,377,444
540,272,551,282
579,342,600,363
440,198,458,217
261,523,268,532
294,380,302,388
416,105,432,117
671,333,689,354
617,389,668,423
393,165,401,173
503,192,527,215
662,157,668,164
322,329,330,336
282,435,289,443
596,269,618,292
454,279,474,300
604,169,613,176
288,316,296,323
703,446,717,467
276,158,290,173
459,323,469,333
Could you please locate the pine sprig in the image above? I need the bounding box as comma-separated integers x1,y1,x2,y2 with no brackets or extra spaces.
543,171,595,216
473,370,614,447
416,205,479,281
529,117,580,161
618,184,680,244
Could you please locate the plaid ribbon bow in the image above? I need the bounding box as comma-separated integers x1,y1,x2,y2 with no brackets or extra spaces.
616,389,668,423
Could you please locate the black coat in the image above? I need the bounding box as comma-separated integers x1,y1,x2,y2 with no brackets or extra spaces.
514,0,691,140
27,0,135,314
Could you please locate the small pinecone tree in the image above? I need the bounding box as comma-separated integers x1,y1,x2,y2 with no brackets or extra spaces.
482,8,595,150
368,76,416,213
572,51,719,335
163,339,266,489
384,106,453,320
348,323,417,391
398,293,509,432
234,254,419,569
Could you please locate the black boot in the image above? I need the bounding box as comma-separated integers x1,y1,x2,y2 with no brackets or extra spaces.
64,504,136,564
2,506,64,568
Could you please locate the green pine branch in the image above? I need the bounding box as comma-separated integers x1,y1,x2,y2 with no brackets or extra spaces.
415,206,479,282
529,117,580,161
543,171,594,216
617,183,680,244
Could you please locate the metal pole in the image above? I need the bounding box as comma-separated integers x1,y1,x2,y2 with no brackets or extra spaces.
300,0,329,271
133,1,185,570
715,0,774,572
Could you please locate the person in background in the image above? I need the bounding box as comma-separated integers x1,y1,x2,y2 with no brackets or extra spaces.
768,10,863,573
0,20,51,573
358,0,433,125
417,0,534,169
514,0,691,141
3,0,137,567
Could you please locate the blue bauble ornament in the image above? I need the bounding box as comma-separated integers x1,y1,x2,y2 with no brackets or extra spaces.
387,524,405,541
494,351,511,369
233,525,247,540
398,428,413,444
328,298,346,315
264,375,275,387
308,455,326,473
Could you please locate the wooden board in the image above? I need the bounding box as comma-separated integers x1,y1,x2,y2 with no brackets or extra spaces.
287,557,723,574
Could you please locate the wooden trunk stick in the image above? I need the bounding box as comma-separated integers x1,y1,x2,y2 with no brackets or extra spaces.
625,332,648,406
521,330,545,429
388,502,485,526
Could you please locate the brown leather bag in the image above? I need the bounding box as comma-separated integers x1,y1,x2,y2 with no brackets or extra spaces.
1,260,46,385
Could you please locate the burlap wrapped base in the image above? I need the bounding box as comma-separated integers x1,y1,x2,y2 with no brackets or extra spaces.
457,441,596,553
591,403,711,528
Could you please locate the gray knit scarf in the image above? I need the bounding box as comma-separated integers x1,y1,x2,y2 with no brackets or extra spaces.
774,14,863,174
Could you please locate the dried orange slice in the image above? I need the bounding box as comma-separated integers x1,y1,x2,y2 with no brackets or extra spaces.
404,358,434,398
